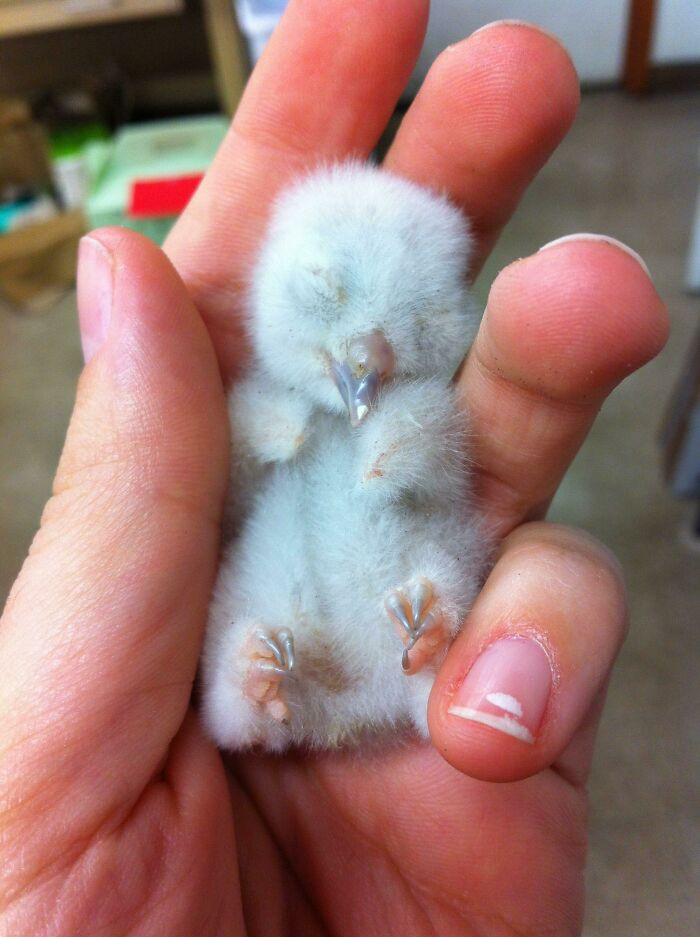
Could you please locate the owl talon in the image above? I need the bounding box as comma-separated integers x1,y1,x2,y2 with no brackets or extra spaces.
385,579,447,675
244,627,296,721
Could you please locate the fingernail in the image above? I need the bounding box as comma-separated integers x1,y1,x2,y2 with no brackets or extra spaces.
448,636,552,744
471,19,566,49
77,235,114,362
538,233,650,277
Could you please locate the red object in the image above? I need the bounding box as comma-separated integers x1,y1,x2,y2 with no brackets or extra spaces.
128,173,203,218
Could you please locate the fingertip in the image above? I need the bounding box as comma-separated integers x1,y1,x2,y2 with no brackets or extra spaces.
82,226,191,351
385,19,580,272
83,226,220,379
430,633,554,783
430,716,546,784
538,232,651,276
240,0,429,153
77,235,114,363
412,21,580,167
86,226,187,308
468,19,581,85
85,225,160,263
504,521,627,595
429,523,628,784
482,237,670,400
69,225,228,504
466,19,580,106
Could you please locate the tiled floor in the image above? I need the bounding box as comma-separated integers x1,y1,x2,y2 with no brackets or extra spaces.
2,89,699,934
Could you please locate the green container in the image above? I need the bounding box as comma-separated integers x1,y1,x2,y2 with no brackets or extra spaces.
85,115,228,244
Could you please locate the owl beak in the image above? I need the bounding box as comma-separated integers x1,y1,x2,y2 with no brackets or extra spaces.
330,360,382,426
329,330,395,426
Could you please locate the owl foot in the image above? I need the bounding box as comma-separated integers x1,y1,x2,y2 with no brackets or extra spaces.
243,627,295,722
384,578,447,675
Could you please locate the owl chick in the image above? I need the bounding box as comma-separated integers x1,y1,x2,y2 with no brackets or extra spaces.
202,162,486,751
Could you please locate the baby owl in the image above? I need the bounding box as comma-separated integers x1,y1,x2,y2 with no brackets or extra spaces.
201,162,486,751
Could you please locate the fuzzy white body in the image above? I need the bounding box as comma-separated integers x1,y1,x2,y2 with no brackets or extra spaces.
202,163,485,751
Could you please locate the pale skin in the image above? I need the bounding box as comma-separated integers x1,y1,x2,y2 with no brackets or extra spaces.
0,3,669,935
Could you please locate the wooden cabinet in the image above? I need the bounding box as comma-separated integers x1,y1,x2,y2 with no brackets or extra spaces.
0,0,184,38
0,1,247,116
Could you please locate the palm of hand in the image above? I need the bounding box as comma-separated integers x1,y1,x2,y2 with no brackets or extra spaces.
233,745,584,936
0,5,667,936
117,717,584,936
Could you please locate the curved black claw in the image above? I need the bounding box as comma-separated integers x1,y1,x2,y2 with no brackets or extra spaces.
384,579,443,673
253,627,295,675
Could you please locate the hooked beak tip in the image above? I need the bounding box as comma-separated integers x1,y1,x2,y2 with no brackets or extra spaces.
330,359,382,425
353,403,370,426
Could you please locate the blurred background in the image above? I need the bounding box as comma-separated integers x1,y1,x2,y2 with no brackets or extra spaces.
0,1,698,934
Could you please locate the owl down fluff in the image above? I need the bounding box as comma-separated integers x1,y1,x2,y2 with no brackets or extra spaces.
202,162,488,751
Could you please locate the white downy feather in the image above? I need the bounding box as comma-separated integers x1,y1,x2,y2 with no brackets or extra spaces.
202,162,487,751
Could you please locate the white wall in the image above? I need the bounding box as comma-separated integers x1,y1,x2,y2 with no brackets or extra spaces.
406,0,628,94
238,0,700,83
652,0,700,63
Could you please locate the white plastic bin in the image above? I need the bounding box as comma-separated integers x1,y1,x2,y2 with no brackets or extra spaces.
85,115,228,243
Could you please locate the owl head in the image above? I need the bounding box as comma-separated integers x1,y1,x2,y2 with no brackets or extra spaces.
249,162,479,423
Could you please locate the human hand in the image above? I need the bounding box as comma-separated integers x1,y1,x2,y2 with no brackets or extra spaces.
0,4,668,935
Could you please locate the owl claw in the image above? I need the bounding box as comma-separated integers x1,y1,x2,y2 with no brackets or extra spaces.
244,627,296,721
385,579,447,675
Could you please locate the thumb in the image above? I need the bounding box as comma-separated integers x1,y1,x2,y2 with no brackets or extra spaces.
429,522,628,784
0,228,228,820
